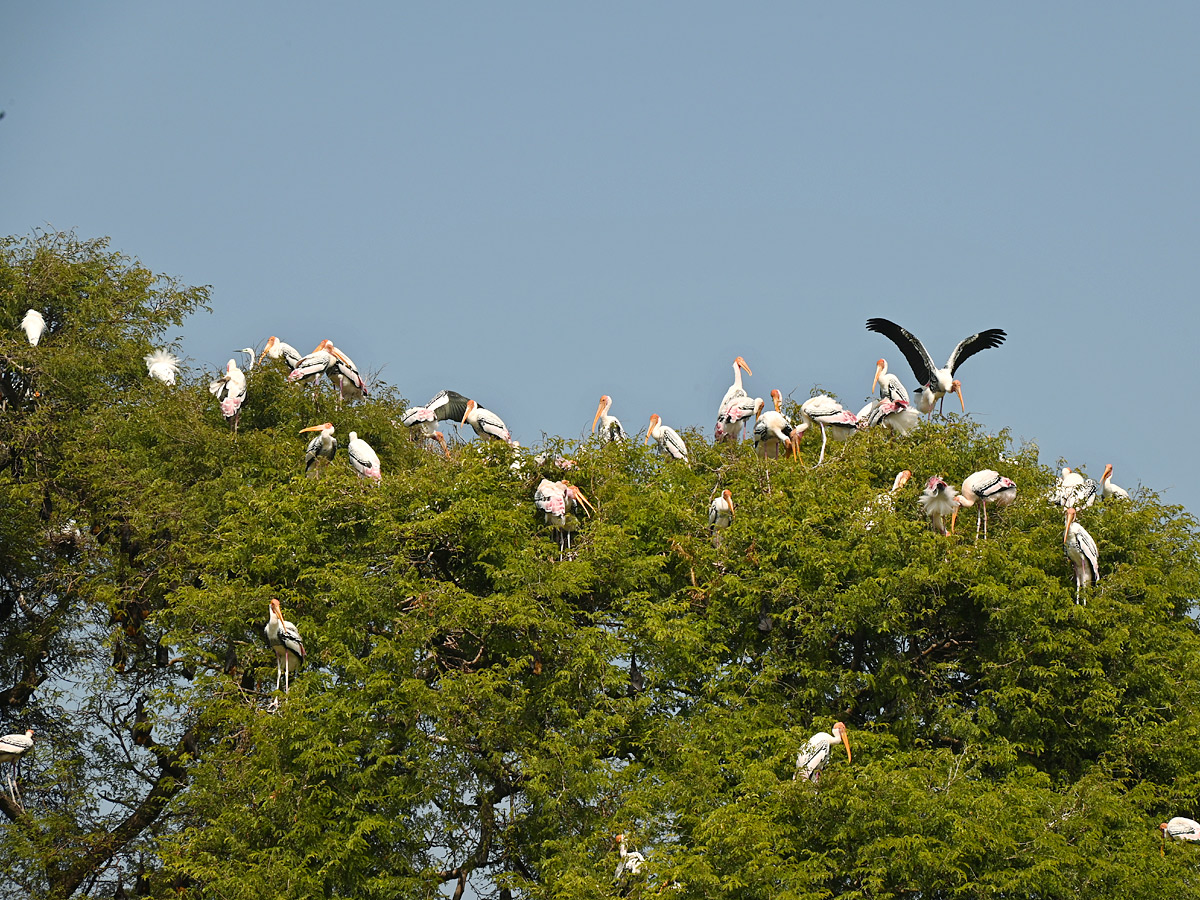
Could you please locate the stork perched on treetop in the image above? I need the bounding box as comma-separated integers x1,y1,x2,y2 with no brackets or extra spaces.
866,318,1006,415
534,478,594,556
708,489,734,547
347,432,382,482
259,336,303,370
647,414,688,461
715,356,752,423
753,391,798,460
592,395,627,443
792,395,859,466
21,309,45,346
461,399,511,444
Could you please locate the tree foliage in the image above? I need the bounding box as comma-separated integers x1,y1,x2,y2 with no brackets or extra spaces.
2,232,1199,898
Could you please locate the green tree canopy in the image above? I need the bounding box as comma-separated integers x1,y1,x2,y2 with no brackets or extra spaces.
1,232,1198,899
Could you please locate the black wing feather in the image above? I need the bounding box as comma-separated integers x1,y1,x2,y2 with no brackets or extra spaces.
425,390,472,423
945,329,1007,373
865,318,936,385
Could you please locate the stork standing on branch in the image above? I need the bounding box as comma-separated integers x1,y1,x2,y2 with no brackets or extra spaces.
209,359,247,435
795,722,852,783
299,422,337,477
265,598,305,696
0,728,34,802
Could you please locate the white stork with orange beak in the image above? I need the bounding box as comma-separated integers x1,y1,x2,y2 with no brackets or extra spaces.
1160,817,1200,842
259,336,303,370
1101,464,1130,501
592,395,627,442
329,343,368,401
753,392,798,459
461,399,511,444
299,422,337,477
708,489,735,547
265,598,305,694
1064,507,1099,603
346,432,382,482
534,478,595,554
714,356,752,433
952,470,1017,540
287,339,336,393
209,358,247,434
795,722,852,783
647,414,688,461
872,358,910,404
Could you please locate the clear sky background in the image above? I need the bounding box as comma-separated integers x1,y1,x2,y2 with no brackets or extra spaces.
3,4,1197,515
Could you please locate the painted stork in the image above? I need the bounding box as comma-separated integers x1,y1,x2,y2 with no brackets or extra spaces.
287,340,336,392
866,318,1006,415
646,414,688,461
461,399,511,443
209,358,247,434
144,350,180,385
346,432,382,482
863,470,912,530
613,833,646,884
1051,467,1098,509
918,475,958,535
872,358,910,404
952,470,1017,540
299,422,337,477
411,390,472,424
864,398,919,436
794,396,859,466
794,722,852,783
716,394,760,443
20,309,45,346
534,478,595,555
753,391,797,459
715,356,753,422
1101,464,1130,501
0,728,34,802
708,489,734,547
592,395,627,442
1160,817,1200,842
1064,507,1099,603
329,343,368,401
258,336,303,370
265,598,305,694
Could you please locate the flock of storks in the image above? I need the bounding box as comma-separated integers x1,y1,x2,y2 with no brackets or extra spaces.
5,309,1189,857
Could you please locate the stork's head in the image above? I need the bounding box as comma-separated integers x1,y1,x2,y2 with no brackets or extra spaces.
269,597,284,619
734,356,752,376
461,399,478,424
893,470,912,491
771,388,783,412
952,379,964,411
722,489,734,517
1103,463,1114,481
872,358,887,393
299,422,334,435
754,397,765,420
592,395,612,433
563,481,595,516
646,414,661,444
833,721,852,762
259,336,280,363
433,431,450,459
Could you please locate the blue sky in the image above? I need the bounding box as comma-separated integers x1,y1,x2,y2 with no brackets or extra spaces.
3,4,1197,514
